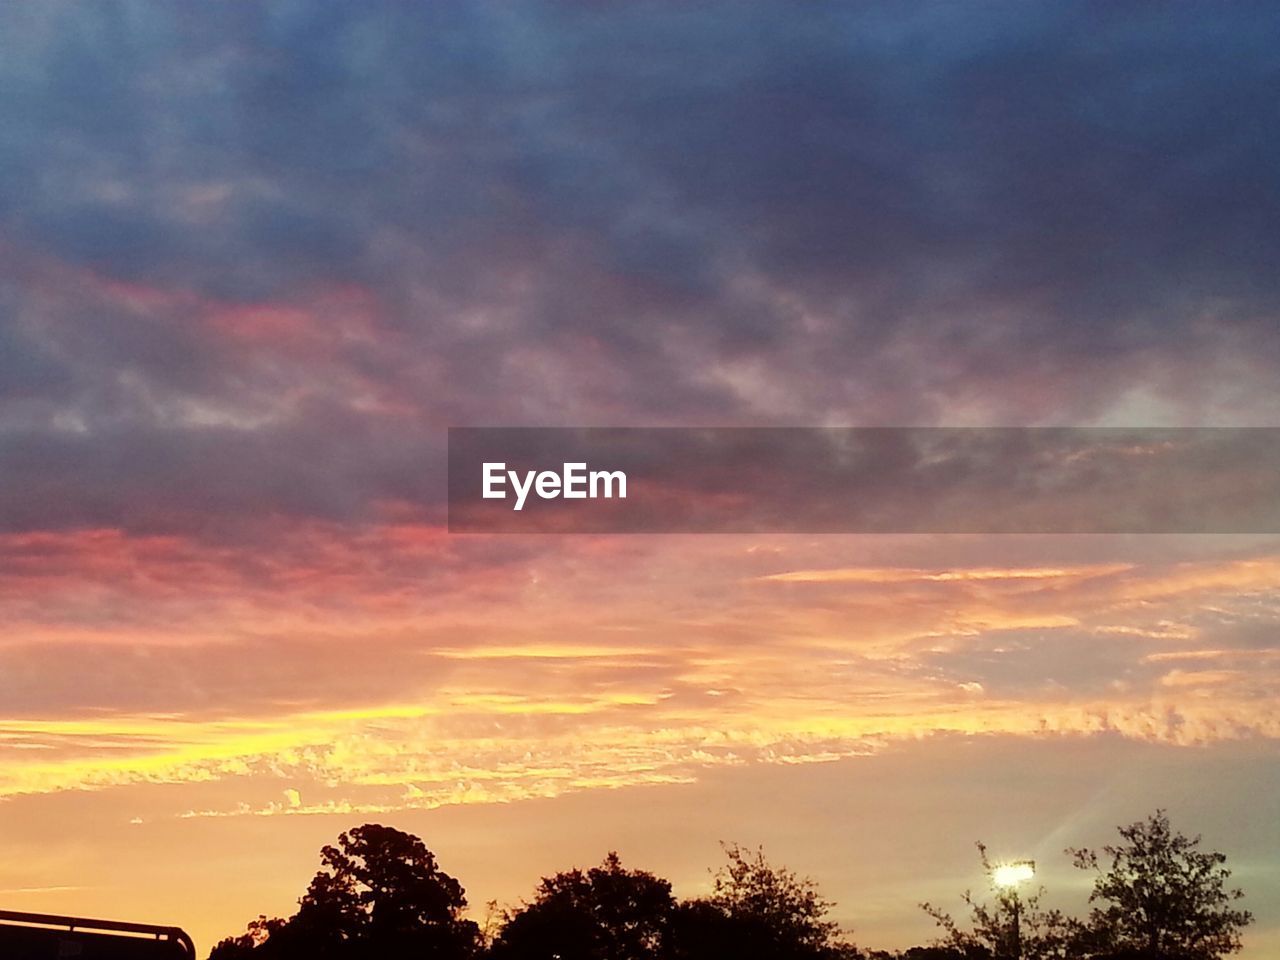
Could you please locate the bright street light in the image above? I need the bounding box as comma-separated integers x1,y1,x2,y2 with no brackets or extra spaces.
990,859,1036,960
992,860,1035,888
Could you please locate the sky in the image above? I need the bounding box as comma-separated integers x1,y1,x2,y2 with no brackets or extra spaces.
1,1,1278,956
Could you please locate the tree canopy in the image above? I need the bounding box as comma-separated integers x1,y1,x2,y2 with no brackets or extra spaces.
687,842,860,960
1068,810,1252,960
489,852,674,960
209,824,480,960
207,811,1253,960
489,845,858,960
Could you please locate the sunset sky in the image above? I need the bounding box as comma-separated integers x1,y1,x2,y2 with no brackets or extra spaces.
1,3,1278,957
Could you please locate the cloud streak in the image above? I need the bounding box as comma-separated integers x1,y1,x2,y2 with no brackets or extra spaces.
2,534,1277,814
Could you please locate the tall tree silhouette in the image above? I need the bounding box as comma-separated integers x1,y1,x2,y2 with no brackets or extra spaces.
1068,810,1252,960
209,824,480,960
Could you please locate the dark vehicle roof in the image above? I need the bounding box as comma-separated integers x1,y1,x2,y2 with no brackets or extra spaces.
0,910,195,960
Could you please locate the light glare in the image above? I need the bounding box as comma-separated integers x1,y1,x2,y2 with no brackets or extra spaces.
993,861,1036,887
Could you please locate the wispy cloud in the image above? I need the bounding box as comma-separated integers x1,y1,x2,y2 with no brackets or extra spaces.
760,563,1132,583
2,539,1276,810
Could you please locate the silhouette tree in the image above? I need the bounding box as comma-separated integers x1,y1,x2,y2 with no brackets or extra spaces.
489,852,675,960
208,824,480,960
1068,810,1252,960
209,916,287,960
921,843,1072,960
671,843,861,960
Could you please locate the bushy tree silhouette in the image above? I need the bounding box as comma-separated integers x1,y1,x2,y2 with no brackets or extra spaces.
672,843,860,960
209,824,480,960
862,948,987,960
209,916,287,959
489,852,674,960
1068,810,1252,960
490,845,859,960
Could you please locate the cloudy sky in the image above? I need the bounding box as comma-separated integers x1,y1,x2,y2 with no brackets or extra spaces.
1,2,1278,955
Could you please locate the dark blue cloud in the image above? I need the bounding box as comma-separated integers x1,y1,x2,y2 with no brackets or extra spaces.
2,1,1279,532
